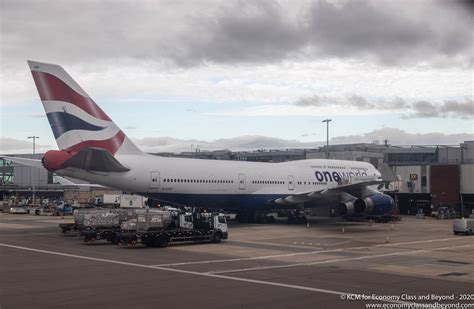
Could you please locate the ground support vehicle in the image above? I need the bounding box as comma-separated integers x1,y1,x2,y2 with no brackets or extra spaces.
59,208,133,239
115,212,228,248
81,227,120,243
453,218,474,235
116,228,227,247
59,223,81,234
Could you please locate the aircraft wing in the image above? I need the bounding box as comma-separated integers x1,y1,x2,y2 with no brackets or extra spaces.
54,175,105,188
273,178,383,206
0,156,44,169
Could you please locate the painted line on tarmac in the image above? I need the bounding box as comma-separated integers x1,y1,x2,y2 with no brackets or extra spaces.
0,242,414,305
208,244,474,275
150,237,467,267
0,233,59,237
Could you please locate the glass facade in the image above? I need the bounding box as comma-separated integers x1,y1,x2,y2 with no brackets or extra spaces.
0,159,14,184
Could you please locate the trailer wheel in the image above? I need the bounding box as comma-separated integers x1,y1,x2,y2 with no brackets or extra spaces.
154,236,169,248
144,239,154,247
212,233,222,243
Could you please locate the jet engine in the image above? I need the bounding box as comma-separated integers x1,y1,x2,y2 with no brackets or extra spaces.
42,150,74,172
354,194,394,215
338,200,356,216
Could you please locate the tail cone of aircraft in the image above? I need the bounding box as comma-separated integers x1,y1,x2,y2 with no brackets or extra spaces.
42,150,74,172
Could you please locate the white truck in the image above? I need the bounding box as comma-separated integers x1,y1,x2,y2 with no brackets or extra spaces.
453,218,474,235
119,194,145,208
94,194,120,206
115,210,228,247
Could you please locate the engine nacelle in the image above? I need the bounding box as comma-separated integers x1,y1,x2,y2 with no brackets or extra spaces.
338,200,356,216
42,150,74,172
354,194,394,215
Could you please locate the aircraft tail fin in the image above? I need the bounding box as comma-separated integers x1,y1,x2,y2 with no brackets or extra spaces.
378,163,398,183
28,60,143,156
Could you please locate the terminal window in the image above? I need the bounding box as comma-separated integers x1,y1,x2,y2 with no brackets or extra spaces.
0,159,14,184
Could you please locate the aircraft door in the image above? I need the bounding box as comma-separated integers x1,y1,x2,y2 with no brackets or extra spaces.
149,171,160,189
238,174,246,190
288,175,295,191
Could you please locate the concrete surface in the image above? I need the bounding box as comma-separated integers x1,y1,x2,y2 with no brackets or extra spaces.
0,213,473,309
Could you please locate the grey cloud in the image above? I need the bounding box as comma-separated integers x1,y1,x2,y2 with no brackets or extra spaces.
409,100,442,118
183,1,305,65
0,137,52,154
295,95,335,107
131,128,473,153
308,1,427,64
331,128,474,146
132,135,321,153
1,0,471,68
295,95,473,119
404,99,473,119
2,131,472,155
442,100,474,115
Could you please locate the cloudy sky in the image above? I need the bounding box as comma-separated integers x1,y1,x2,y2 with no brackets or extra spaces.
0,0,472,154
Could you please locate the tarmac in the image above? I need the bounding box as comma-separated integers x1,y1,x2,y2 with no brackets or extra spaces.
0,213,473,309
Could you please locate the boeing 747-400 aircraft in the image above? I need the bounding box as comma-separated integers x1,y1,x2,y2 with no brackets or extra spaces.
2,61,396,222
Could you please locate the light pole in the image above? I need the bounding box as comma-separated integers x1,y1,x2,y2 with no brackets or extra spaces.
322,119,332,159
27,136,39,205
28,136,39,154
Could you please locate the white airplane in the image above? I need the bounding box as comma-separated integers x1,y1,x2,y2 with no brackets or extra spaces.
2,61,396,221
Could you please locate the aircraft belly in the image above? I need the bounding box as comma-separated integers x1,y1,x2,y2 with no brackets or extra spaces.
142,193,287,210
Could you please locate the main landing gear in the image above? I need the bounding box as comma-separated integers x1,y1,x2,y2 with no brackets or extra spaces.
235,210,276,224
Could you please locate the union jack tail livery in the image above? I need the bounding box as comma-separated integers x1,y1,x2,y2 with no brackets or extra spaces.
28,60,142,156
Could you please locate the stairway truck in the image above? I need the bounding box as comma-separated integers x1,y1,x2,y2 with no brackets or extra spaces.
116,211,228,247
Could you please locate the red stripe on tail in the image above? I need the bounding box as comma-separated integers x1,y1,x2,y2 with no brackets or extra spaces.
65,131,126,154
31,71,111,121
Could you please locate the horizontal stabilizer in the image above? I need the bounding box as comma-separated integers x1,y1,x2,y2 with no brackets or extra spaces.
0,156,44,169
54,175,105,188
63,147,130,172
